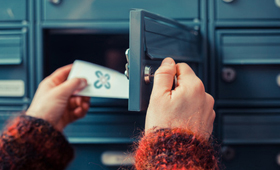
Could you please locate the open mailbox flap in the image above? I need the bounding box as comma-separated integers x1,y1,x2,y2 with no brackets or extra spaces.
127,9,201,111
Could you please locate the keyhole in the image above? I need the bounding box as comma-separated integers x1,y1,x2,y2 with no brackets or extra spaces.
222,146,235,161
227,72,231,78
222,67,236,83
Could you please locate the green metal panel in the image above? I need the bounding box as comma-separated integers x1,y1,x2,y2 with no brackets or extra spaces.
219,109,280,144
219,109,280,170
43,0,199,21
217,30,280,101
216,0,280,20
68,144,133,170
0,35,22,65
64,112,145,144
221,145,280,170
0,29,30,104
0,0,27,21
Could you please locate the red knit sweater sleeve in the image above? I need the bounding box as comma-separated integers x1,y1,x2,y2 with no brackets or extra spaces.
0,115,74,170
134,128,220,170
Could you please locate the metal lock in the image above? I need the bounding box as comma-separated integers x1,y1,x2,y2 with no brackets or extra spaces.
223,0,234,3
222,67,236,83
124,48,154,84
222,146,235,161
144,66,154,84
276,153,280,166
124,49,130,79
276,74,280,87
49,0,61,5
276,0,280,8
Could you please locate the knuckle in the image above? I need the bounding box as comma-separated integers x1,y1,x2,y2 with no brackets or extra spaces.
54,66,64,73
177,62,194,74
71,77,81,84
192,78,205,94
38,77,50,88
155,65,175,76
206,93,215,106
212,110,216,121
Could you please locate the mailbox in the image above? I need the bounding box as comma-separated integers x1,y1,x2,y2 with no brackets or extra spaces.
127,9,201,111
217,30,280,103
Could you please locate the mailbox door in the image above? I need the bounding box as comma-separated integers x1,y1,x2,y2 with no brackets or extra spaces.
128,10,201,111
217,30,280,104
43,0,199,21
0,29,29,104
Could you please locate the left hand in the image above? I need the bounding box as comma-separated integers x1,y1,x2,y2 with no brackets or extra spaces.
26,65,90,132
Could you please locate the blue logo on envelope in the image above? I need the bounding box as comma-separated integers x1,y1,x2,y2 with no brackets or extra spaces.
94,71,111,89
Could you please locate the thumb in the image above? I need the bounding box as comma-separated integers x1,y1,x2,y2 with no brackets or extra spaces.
152,57,176,95
55,78,88,98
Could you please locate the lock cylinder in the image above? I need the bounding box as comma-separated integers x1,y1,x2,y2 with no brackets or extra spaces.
222,67,236,83
144,66,154,84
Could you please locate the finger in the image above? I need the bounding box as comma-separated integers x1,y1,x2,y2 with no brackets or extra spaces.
206,93,215,108
55,78,88,98
76,97,82,106
73,107,83,117
68,97,78,109
152,57,176,95
68,96,83,108
176,63,196,84
81,102,90,111
175,63,202,92
211,110,216,123
176,63,195,76
73,106,87,118
47,64,73,86
82,96,91,103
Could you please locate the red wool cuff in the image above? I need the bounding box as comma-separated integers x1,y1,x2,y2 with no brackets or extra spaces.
0,115,74,170
134,128,219,170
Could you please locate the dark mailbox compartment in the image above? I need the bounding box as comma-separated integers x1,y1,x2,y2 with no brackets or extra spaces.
217,30,280,103
128,9,201,111
64,111,145,144
43,29,130,107
220,109,280,144
221,145,280,170
0,29,30,104
43,0,199,21
0,0,27,21
219,109,280,169
216,0,280,20
68,143,134,170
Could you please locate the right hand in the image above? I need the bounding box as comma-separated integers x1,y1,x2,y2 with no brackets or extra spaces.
145,57,215,139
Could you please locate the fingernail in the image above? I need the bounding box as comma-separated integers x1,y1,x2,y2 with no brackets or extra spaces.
79,79,87,89
161,58,173,66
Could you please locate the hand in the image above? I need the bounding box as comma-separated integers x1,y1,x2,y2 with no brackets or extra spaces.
145,58,215,139
26,65,90,132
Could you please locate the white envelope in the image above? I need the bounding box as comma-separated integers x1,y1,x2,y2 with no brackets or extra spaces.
67,60,129,99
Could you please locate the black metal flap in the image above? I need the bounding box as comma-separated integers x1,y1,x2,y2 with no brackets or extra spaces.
144,17,200,62
128,9,200,111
